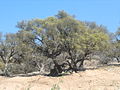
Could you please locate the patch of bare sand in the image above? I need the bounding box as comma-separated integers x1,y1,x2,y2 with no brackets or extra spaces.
0,66,120,90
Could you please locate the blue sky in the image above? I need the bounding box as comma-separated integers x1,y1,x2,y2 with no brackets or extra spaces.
0,0,120,34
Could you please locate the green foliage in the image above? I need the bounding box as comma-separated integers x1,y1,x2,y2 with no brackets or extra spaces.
0,11,115,76
16,11,111,75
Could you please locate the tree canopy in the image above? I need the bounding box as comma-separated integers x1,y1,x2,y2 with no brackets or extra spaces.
0,11,119,76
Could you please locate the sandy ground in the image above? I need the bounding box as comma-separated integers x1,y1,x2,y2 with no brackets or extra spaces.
0,65,120,90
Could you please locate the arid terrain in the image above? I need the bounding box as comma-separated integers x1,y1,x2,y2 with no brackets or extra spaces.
0,64,120,90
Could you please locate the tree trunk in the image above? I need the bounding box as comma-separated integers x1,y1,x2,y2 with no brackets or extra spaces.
39,63,44,74
72,60,78,73
49,60,63,76
116,57,120,63
79,59,84,68
3,63,9,76
79,53,88,69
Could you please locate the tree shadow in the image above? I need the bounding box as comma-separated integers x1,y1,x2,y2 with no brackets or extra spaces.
107,63,120,67
4,64,120,78
45,68,86,77
0,72,42,77
85,67,98,70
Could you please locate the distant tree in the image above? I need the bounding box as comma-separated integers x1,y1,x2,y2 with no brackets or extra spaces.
100,28,120,64
116,27,120,41
0,33,19,76
108,28,120,62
